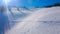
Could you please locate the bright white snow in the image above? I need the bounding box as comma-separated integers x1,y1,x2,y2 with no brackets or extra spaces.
5,7,60,34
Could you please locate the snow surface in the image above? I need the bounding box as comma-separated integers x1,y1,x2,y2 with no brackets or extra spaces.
5,7,60,34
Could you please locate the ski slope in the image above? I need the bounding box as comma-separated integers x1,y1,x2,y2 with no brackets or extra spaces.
5,7,60,34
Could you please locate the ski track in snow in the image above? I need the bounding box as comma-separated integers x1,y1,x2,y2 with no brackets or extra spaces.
5,7,60,34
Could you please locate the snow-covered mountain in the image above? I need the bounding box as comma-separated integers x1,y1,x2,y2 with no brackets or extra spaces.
5,7,60,34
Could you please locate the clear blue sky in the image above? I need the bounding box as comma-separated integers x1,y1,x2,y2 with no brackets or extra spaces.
9,0,60,8
0,0,60,8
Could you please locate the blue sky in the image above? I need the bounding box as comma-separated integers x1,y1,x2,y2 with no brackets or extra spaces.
0,0,60,8
8,0,60,8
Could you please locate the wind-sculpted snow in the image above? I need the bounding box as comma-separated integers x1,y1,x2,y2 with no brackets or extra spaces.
5,7,60,34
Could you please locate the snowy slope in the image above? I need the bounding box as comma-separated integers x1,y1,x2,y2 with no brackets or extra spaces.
5,7,60,34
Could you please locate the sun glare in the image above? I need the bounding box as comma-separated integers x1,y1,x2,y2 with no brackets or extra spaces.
3,0,10,5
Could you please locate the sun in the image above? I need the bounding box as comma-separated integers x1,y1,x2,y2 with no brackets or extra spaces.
3,0,10,5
